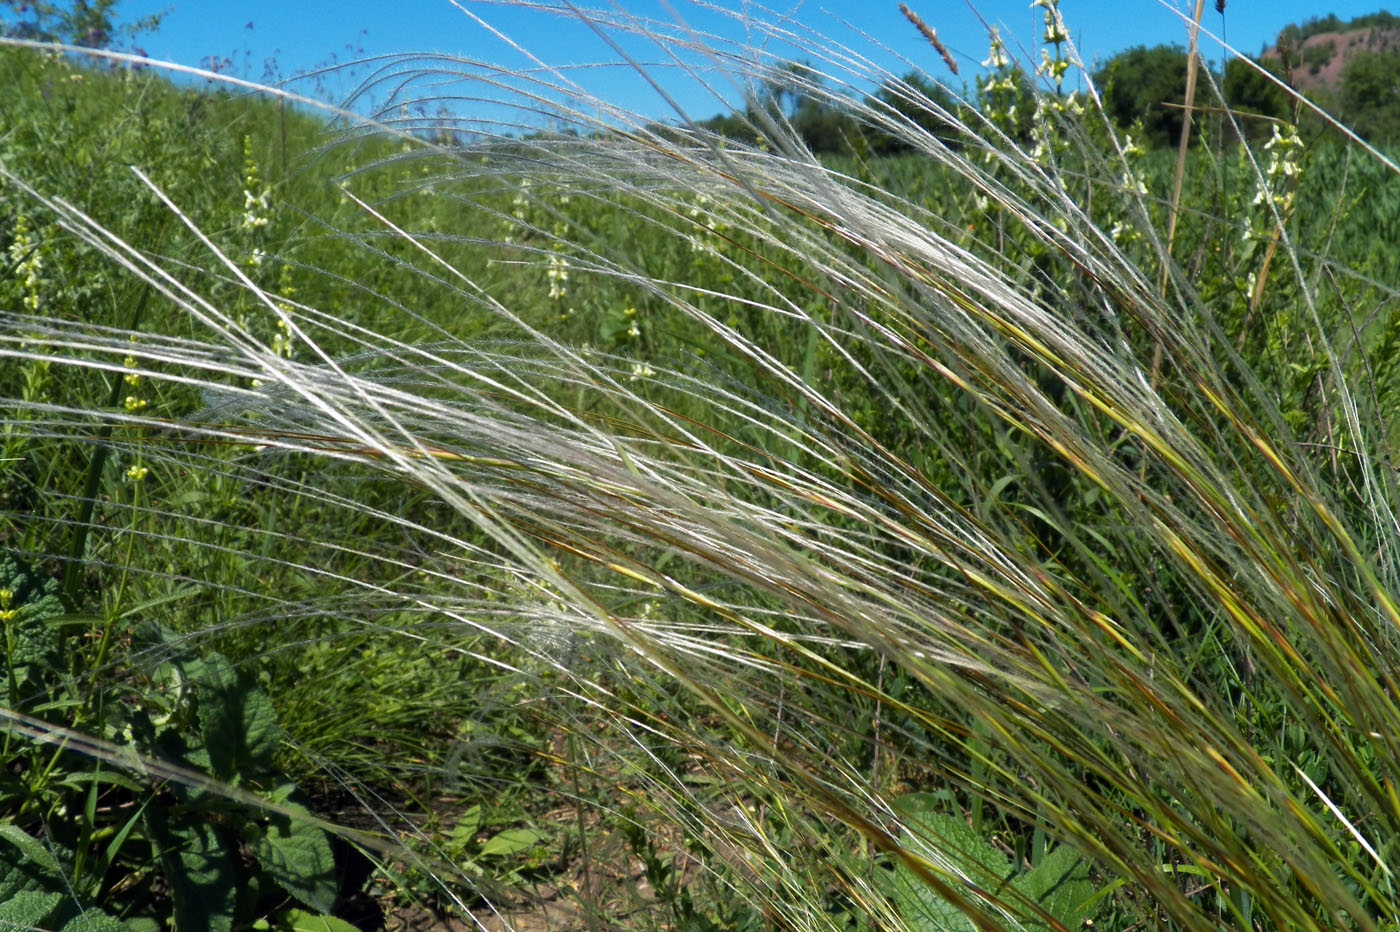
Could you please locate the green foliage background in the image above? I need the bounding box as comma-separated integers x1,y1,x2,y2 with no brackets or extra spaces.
4,5,1400,932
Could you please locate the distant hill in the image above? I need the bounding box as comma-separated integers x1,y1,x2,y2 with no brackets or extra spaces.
1090,9,1400,145
1262,11,1400,95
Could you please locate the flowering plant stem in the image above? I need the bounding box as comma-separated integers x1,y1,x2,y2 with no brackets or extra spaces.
59,280,155,610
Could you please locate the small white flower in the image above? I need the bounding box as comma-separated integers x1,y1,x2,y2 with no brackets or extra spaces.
1037,49,1069,83
546,254,570,300
982,28,1010,68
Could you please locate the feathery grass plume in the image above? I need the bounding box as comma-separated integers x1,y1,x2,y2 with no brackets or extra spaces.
3,3,1400,931
899,3,959,75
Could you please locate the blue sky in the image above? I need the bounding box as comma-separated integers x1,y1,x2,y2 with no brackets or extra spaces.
105,0,1395,126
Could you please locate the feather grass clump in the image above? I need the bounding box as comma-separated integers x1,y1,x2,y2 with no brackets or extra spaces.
4,2,1400,930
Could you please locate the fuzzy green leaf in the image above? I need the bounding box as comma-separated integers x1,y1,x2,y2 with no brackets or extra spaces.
888,796,1100,932
0,554,65,671
187,651,280,782
0,823,64,895
150,815,237,932
247,807,338,913
888,795,1011,932
892,794,1012,881
1015,843,1097,930
0,890,62,928
273,909,361,932
891,861,975,932
58,908,133,932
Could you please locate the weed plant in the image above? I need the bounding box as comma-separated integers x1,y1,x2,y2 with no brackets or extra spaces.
4,3,1400,931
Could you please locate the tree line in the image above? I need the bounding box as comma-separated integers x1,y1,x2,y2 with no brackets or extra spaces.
689,11,1400,156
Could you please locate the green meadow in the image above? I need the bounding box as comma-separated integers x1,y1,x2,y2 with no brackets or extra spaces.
5,5,1400,931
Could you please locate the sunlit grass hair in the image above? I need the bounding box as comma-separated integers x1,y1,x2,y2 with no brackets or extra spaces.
5,4,1400,931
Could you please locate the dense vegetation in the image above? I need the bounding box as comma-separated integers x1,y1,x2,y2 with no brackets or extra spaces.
5,3,1400,932
688,9,1400,156
1093,11,1400,147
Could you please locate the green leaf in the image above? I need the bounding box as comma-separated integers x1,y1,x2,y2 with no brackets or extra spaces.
891,860,975,932
888,795,1012,932
887,796,1103,932
42,614,105,630
478,827,545,858
101,796,153,880
0,823,64,879
1014,843,1097,930
449,805,481,851
273,909,361,932
0,832,59,903
0,554,65,669
891,795,1011,882
148,813,237,932
59,908,132,932
187,651,281,782
57,769,145,795
247,806,338,914
116,585,199,619
0,890,62,927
